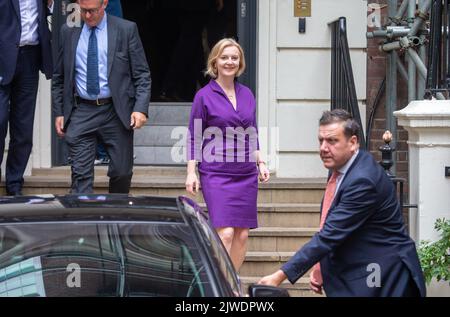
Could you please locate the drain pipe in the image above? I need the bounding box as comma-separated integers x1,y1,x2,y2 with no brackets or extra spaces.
407,0,417,102
386,0,398,175
408,0,432,37
394,0,410,23
406,47,427,79
397,54,409,82
417,0,427,99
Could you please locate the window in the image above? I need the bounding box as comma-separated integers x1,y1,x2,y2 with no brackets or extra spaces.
0,222,215,297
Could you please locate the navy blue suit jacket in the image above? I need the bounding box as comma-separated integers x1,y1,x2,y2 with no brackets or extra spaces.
0,0,53,85
282,150,426,296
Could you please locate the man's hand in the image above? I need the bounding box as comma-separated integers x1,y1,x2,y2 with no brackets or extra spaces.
257,270,287,287
130,112,147,129
55,116,65,137
309,276,323,295
309,266,323,295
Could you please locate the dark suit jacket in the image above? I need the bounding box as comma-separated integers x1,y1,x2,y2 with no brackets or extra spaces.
282,150,426,297
0,0,53,85
52,14,151,129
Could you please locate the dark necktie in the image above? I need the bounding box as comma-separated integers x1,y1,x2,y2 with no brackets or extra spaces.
86,26,100,96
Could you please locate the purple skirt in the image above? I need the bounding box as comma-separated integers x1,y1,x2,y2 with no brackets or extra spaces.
200,168,258,229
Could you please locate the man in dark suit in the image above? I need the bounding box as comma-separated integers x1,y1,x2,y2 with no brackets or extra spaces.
0,0,53,195
52,0,151,193
258,109,426,297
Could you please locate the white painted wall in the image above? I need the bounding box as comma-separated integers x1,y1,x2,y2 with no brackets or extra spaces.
258,0,367,178
0,75,51,179
33,75,53,170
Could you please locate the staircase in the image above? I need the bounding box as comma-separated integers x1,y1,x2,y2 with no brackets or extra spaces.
0,166,325,297
134,102,191,165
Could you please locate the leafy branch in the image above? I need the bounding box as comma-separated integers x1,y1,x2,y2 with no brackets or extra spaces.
418,218,450,285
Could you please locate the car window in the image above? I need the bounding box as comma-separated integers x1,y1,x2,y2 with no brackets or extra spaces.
189,215,242,296
0,222,214,297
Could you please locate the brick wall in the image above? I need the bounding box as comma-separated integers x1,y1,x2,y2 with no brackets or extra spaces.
366,0,410,224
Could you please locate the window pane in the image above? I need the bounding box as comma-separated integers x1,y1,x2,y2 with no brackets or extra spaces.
0,222,214,297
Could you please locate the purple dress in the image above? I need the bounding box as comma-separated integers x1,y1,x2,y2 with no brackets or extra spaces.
188,80,259,228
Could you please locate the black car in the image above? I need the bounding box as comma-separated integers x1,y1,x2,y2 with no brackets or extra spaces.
0,194,288,297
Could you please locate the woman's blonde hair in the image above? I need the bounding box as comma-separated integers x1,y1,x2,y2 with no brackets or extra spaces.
205,38,246,79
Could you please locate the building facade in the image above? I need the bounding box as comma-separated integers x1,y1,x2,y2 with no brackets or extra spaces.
6,0,368,179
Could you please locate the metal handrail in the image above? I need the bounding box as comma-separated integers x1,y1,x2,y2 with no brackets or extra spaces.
329,17,366,149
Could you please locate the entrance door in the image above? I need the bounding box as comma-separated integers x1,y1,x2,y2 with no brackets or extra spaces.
51,0,256,166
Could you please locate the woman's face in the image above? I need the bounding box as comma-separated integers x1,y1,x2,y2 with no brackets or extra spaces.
216,45,240,79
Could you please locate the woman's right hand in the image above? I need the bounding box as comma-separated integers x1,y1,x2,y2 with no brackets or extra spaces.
185,173,199,196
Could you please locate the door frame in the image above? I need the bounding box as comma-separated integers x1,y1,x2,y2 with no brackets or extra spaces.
51,0,258,166
237,0,257,95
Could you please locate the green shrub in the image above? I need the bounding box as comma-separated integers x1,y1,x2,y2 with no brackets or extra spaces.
418,218,450,285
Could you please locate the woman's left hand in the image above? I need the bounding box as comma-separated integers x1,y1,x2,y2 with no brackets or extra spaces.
258,162,270,183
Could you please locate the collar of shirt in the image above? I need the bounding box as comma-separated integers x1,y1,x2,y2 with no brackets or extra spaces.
335,149,359,194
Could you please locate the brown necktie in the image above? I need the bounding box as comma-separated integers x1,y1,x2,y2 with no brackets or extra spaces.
319,171,340,228
310,171,340,286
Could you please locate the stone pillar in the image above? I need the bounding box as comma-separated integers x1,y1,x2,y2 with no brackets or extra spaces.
395,100,450,241
394,100,450,296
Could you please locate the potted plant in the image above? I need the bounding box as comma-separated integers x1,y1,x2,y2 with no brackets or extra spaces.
418,218,450,285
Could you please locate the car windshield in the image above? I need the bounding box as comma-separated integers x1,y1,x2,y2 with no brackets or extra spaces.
0,222,214,297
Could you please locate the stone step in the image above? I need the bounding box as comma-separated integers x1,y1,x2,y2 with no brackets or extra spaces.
32,166,187,177
0,175,202,199
133,146,185,165
258,204,320,228
146,103,191,126
134,126,188,147
241,251,298,277
199,203,321,228
248,227,317,252
240,276,323,297
4,173,325,204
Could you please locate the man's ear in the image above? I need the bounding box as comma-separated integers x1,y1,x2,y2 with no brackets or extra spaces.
349,135,358,152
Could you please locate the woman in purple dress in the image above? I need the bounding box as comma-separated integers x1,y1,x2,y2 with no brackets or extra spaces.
185,38,270,271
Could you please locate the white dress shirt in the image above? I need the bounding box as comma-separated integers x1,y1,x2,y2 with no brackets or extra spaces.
18,0,40,46
75,14,111,99
335,149,360,194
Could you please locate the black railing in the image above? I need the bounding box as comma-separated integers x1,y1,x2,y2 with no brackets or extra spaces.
330,17,366,149
425,0,450,98
378,139,417,235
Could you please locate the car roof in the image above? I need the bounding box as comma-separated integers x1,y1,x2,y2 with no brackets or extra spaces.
0,194,189,223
